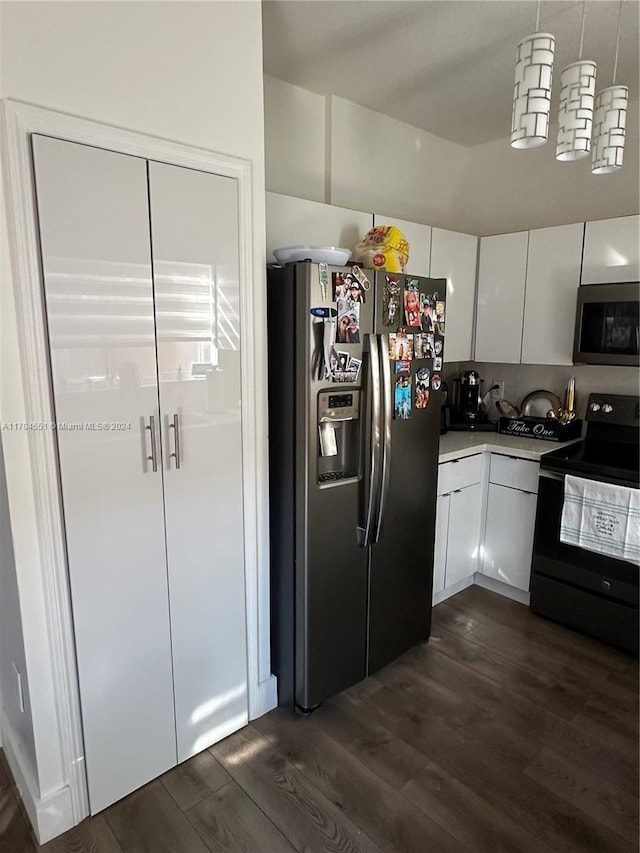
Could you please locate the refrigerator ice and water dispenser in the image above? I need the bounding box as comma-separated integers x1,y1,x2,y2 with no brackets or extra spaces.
317,389,361,483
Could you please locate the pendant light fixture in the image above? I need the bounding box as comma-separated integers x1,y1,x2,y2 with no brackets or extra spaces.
511,0,555,149
556,1,597,160
592,0,628,174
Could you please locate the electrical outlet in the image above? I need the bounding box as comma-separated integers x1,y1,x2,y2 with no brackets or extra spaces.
490,380,505,398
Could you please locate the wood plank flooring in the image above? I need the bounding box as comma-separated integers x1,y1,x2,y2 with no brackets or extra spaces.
1,586,637,853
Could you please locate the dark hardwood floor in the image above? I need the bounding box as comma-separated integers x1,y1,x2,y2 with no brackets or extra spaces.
1,586,638,853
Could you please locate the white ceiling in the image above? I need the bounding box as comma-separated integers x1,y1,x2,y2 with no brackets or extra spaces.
262,0,640,147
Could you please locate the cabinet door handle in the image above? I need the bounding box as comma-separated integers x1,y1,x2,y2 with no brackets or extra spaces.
170,413,181,469
453,489,462,493
145,415,158,473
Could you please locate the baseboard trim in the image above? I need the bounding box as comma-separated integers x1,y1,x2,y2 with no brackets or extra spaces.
433,575,475,606
0,713,75,844
251,675,278,719
474,573,531,605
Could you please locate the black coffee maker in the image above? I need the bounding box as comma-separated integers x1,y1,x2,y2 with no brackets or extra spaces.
450,370,495,431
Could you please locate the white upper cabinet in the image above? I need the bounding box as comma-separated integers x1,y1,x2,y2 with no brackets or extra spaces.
266,192,372,263
373,214,432,275
430,228,478,362
521,223,584,365
476,225,584,365
582,215,640,284
475,231,529,363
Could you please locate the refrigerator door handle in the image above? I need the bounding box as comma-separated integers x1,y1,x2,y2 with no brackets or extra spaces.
373,333,392,543
358,333,382,547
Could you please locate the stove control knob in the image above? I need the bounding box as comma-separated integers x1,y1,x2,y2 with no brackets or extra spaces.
590,402,601,412
602,403,614,413
601,580,611,591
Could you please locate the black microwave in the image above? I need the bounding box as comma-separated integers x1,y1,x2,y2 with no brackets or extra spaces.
573,281,640,366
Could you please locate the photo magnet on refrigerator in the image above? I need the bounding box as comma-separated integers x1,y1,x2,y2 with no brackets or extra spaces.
420,297,434,334
351,265,371,293
329,351,360,383
404,283,421,327
395,360,411,375
388,334,397,360
348,356,362,382
346,277,365,304
394,374,412,420
332,271,348,301
431,373,442,391
383,275,400,326
336,303,360,344
319,263,329,301
392,333,413,361
416,367,430,410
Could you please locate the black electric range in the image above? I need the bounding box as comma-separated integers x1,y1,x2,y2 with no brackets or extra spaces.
541,429,639,487
532,393,639,654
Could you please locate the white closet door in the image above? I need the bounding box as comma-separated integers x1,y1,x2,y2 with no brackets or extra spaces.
148,162,248,761
32,136,176,813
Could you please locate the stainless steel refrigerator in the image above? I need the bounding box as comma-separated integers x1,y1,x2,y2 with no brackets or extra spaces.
267,261,446,712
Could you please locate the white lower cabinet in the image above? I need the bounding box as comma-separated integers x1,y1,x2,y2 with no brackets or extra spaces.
434,449,540,603
433,494,449,596
445,483,483,586
481,453,539,593
434,454,482,600
482,483,537,591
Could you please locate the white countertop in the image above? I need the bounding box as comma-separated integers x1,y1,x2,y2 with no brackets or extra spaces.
438,430,582,463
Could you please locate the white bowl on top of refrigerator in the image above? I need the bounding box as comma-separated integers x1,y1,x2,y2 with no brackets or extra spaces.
273,246,351,265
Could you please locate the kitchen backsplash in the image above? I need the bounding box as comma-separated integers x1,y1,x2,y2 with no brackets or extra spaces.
443,361,638,418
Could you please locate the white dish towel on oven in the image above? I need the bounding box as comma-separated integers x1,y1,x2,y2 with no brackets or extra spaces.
560,475,640,564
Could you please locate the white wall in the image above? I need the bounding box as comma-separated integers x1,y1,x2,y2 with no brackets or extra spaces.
461,102,640,236
0,440,36,778
330,97,472,232
443,362,639,420
263,77,639,401
0,0,268,838
263,78,640,236
264,76,326,202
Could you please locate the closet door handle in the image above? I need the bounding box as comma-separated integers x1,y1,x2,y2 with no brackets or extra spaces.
170,413,181,469
146,415,158,473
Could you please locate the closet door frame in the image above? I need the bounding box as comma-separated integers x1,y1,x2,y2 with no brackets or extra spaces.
2,99,272,833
